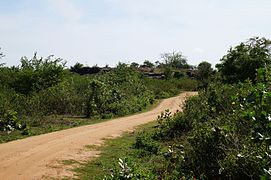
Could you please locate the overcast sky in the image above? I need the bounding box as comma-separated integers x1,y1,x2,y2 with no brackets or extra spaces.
0,0,270,67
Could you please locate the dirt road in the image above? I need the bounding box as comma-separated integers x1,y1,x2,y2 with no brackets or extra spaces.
0,92,197,179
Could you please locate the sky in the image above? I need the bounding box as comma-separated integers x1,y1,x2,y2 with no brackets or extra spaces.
0,0,271,67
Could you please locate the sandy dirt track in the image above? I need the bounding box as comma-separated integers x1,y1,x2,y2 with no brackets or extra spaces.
0,92,197,180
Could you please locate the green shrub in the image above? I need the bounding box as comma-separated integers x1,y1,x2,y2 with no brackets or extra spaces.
0,60,195,143
155,110,189,139
134,131,160,155
104,158,155,180
126,67,271,179
216,37,271,84
144,78,197,99
0,110,27,133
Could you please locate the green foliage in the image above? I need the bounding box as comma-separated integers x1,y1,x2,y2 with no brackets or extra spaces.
135,131,160,155
216,37,271,83
142,60,154,68
108,67,271,179
0,110,26,133
144,78,197,99
1,53,66,94
0,59,195,142
0,51,197,143
105,158,155,180
156,110,189,139
163,66,174,79
172,78,270,178
130,62,139,68
71,62,84,70
82,65,154,118
161,52,190,69
173,71,185,79
0,87,16,115
72,37,271,179
197,61,213,89
28,78,87,116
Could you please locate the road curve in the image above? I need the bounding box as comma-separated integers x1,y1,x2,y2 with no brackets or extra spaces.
0,92,197,179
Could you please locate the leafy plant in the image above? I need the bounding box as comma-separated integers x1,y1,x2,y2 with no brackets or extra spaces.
216,37,271,83
161,52,190,69
134,131,160,155
112,66,271,179
104,158,155,180
0,110,26,133
197,61,214,89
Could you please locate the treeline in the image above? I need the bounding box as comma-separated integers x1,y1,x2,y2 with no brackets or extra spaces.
0,51,198,141
104,37,271,179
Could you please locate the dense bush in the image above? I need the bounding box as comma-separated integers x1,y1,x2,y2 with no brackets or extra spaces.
124,67,271,179
7,53,66,94
0,110,27,133
74,37,271,179
135,131,160,155
0,58,196,136
216,37,271,83
144,78,197,99
196,61,214,89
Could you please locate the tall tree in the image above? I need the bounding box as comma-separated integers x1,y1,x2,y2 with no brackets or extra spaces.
216,37,271,83
161,52,189,69
130,62,139,68
142,60,154,68
198,61,213,79
197,61,213,88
